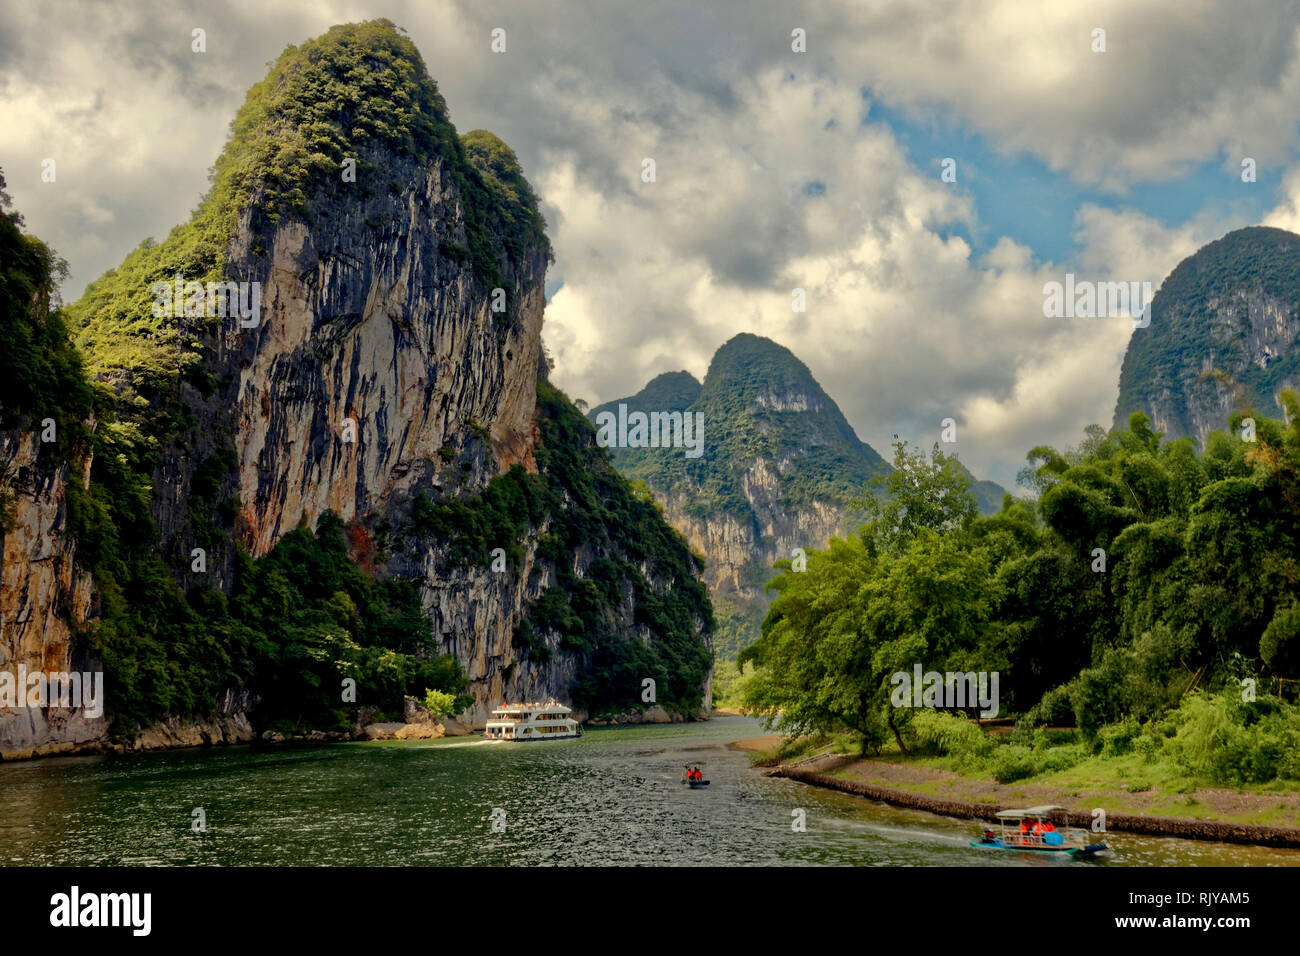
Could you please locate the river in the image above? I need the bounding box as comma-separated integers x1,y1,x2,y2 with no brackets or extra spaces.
2,716,1296,866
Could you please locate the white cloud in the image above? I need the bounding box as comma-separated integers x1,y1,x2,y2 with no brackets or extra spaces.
4,0,1297,490
828,0,1300,191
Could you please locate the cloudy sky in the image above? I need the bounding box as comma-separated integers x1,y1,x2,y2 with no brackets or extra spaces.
4,0,1300,488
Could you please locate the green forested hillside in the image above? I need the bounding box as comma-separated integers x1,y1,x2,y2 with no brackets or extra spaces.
0,169,92,441
591,333,891,518
1115,226,1300,439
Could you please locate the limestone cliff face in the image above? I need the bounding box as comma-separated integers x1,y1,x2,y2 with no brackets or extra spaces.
224,156,546,555
213,151,554,723
413,531,583,724
1129,289,1300,448
661,473,850,599
108,143,555,733
1115,226,1300,446
0,431,101,757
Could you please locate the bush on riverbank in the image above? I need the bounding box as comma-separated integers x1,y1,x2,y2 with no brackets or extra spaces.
1158,691,1300,785
864,694,1300,787
909,711,1089,782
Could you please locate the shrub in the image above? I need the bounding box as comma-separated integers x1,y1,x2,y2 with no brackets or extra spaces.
911,710,995,760
989,745,1038,783
1097,716,1142,756
1160,691,1300,784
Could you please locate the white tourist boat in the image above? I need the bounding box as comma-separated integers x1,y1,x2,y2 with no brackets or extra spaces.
484,699,583,741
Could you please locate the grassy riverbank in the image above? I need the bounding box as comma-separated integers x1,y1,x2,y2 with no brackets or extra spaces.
734,733,1300,832
829,753,1300,828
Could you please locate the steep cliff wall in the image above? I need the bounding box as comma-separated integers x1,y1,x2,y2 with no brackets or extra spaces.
225,151,547,556
0,431,100,757
0,166,103,758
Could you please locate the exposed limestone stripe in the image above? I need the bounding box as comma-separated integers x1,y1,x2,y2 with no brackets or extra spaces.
773,761,1300,849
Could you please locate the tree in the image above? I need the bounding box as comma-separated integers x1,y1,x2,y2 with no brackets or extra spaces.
862,440,977,553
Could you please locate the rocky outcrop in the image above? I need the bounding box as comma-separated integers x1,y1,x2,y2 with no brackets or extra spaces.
590,335,888,656
225,158,547,556
127,690,257,752
1115,226,1300,445
663,476,850,598
360,697,447,739
208,149,559,724
0,430,99,759
587,704,679,725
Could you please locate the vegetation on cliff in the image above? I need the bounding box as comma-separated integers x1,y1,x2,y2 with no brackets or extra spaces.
0,168,92,443
85,511,469,732
407,380,715,718
593,334,890,519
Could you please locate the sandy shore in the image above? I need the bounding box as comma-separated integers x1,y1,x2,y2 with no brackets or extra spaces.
727,734,786,752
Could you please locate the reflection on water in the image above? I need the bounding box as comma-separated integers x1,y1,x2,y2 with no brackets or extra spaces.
1,716,1296,866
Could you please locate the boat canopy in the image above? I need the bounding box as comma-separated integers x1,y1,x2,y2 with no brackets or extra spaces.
994,805,1066,819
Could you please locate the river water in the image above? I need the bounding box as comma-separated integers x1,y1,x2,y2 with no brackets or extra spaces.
2,716,1296,866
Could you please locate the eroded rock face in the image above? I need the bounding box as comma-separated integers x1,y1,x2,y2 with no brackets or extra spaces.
661,483,849,599
0,430,100,759
1155,291,1300,447
211,155,558,726
415,543,583,725
218,157,546,556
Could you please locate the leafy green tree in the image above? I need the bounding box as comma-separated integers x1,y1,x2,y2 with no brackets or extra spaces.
863,440,978,551
742,442,995,751
423,689,459,720
744,396,1300,760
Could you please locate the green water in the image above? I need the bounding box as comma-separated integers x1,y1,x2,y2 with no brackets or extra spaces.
1,716,1296,866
